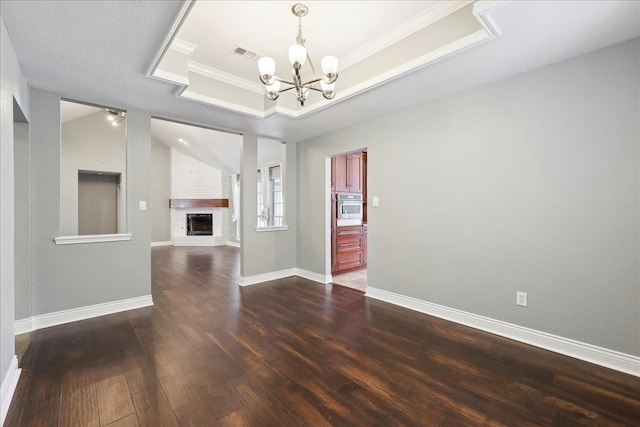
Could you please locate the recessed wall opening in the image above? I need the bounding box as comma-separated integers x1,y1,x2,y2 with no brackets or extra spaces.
78,171,121,235
186,213,213,236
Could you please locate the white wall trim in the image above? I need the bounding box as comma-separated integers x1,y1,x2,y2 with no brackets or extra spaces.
14,318,32,336
226,241,240,248
239,268,296,287
1,356,21,426
255,225,290,232
366,287,640,378
295,269,332,285
54,233,132,245
151,241,172,247
171,241,227,247
15,295,153,334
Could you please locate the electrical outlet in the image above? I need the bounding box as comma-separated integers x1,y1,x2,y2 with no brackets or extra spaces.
517,292,528,307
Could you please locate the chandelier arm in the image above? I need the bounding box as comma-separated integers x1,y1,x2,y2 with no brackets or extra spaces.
301,78,323,86
306,87,323,93
275,78,295,86
278,86,296,93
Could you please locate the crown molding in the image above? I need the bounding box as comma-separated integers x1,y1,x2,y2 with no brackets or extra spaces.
294,29,490,119
177,29,489,121
188,61,265,94
339,0,473,72
473,0,511,17
473,0,509,36
171,38,198,55
146,0,195,77
181,90,268,118
152,68,190,87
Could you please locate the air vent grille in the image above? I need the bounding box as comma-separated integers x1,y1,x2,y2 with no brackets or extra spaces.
231,45,260,62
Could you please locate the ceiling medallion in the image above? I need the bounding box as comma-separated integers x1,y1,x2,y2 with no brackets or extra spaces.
257,3,338,106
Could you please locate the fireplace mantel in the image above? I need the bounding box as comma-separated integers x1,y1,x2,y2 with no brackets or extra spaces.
169,199,229,208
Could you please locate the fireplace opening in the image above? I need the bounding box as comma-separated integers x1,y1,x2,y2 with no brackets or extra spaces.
186,213,213,236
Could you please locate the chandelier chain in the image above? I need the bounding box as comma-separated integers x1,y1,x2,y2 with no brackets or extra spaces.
296,16,305,47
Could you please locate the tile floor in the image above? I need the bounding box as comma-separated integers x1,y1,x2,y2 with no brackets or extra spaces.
331,268,367,292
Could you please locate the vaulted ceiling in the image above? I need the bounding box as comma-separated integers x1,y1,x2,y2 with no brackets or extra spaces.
2,1,639,145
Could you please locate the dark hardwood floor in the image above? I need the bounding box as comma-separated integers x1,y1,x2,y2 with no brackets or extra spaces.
6,246,640,426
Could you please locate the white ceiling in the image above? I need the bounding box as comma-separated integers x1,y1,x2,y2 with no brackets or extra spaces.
150,119,283,173
1,1,638,145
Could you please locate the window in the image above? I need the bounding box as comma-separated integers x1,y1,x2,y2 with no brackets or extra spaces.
257,165,283,227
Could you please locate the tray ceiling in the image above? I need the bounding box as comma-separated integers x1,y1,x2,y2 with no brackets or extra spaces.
149,0,491,119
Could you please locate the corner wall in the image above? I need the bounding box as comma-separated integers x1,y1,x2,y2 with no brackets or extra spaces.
29,89,151,317
296,39,640,358
0,14,30,424
151,137,170,243
240,134,297,278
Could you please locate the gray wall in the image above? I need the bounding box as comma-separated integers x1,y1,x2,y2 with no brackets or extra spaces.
151,136,170,243
30,89,151,316
1,13,30,408
14,121,30,321
61,111,127,236
241,133,297,276
296,39,640,356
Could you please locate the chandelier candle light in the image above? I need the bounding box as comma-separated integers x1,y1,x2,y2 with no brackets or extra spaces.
257,3,338,106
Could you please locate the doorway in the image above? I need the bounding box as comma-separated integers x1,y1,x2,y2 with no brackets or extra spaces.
329,149,368,292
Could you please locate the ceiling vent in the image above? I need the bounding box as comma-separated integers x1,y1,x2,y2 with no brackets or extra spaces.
231,45,259,62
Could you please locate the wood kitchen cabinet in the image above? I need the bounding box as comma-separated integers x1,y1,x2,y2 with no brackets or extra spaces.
334,152,363,193
333,225,365,273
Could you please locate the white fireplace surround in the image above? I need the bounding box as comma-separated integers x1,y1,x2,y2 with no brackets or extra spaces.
170,148,229,246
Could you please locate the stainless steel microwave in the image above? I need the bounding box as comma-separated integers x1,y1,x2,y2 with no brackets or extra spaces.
337,193,363,219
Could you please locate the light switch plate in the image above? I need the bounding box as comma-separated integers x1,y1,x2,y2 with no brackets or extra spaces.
372,196,379,207
139,201,147,211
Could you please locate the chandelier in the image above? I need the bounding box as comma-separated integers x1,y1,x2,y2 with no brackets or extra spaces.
257,3,338,106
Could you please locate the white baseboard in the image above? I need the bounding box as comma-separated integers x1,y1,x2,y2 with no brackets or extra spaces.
366,287,640,378
239,268,296,286
14,318,32,336
1,356,21,426
151,241,172,247
14,295,153,334
295,269,332,284
171,241,226,247
226,241,240,248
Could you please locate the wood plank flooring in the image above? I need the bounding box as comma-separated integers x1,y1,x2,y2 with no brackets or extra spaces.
6,246,640,426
